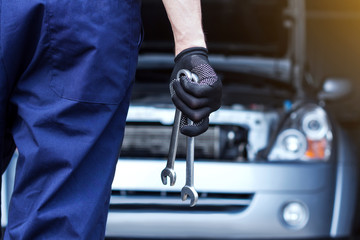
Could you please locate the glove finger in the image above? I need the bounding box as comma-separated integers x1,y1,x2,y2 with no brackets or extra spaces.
172,94,213,122
173,80,210,109
180,117,209,137
181,77,222,99
180,79,222,110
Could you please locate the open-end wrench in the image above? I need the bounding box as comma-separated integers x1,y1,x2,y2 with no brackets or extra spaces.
161,108,181,186
177,70,199,207
161,70,193,186
181,122,199,207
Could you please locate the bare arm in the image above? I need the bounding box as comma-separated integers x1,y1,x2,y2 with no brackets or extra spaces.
162,0,207,55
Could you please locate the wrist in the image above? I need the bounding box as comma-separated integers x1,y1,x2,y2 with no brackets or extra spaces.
175,42,207,56
174,36,206,56
174,47,208,62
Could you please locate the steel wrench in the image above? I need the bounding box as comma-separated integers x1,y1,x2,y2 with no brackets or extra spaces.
161,108,181,186
161,69,196,186
181,120,199,207
177,70,199,207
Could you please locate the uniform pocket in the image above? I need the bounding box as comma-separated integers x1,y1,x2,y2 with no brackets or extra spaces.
46,0,142,104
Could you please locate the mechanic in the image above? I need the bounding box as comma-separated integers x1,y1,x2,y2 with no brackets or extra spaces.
0,0,222,239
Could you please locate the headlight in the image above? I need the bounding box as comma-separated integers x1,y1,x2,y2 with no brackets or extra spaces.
268,104,332,162
269,129,307,160
302,108,328,140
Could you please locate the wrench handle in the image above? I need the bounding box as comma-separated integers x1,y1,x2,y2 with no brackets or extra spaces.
186,135,195,186
167,109,181,169
185,116,195,187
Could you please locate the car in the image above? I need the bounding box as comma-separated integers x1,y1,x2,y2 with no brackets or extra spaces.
104,0,359,239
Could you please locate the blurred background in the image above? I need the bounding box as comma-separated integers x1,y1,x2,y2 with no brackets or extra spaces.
306,1,360,237
306,0,360,123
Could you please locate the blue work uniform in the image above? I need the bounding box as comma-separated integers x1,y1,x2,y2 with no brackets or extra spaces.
0,0,142,239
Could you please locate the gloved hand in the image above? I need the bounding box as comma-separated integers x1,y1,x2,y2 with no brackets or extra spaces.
170,47,222,137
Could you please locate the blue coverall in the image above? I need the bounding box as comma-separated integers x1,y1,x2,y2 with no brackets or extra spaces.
0,0,142,239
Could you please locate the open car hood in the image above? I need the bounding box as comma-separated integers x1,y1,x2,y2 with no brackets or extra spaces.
141,0,288,57
139,0,306,86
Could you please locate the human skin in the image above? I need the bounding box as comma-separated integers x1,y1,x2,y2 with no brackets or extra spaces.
162,0,207,55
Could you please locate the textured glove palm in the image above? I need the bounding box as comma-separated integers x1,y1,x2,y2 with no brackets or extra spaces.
170,47,222,137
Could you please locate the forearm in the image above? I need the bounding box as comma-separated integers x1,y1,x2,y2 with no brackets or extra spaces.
162,0,206,55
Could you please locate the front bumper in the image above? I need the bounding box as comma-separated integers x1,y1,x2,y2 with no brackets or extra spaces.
106,159,338,239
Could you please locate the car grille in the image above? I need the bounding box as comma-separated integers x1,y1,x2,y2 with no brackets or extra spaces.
120,124,248,160
110,190,254,212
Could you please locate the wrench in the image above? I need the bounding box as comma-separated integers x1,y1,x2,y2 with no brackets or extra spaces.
161,108,181,186
181,122,199,207
161,69,197,186
178,70,199,207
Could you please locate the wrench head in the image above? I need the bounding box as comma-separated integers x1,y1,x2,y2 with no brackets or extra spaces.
161,168,176,186
181,185,199,207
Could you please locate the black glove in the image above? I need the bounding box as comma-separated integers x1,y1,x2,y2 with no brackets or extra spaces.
170,47,222,137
